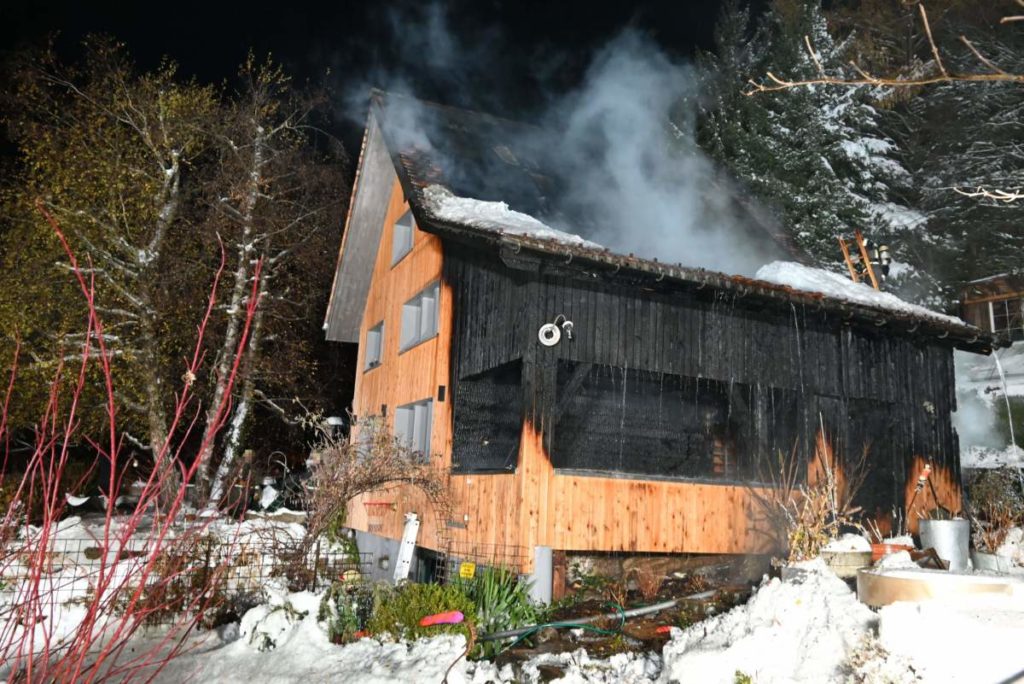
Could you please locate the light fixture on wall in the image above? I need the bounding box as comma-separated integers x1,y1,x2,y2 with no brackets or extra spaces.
538,314,574,346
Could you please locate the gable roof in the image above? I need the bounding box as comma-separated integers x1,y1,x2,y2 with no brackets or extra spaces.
326,91,996,355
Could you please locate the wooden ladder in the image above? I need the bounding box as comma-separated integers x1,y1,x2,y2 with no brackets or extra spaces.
838,229,880,290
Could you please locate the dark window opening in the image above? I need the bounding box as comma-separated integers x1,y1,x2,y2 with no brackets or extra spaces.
452,361,523,473
550,362,800,483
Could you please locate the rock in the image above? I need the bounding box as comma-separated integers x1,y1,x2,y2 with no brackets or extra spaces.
534,627,559,643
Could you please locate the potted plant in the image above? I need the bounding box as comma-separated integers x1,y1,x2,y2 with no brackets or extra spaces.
966,468,1023,573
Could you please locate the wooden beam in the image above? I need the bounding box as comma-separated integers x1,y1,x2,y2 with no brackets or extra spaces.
838,237,860,283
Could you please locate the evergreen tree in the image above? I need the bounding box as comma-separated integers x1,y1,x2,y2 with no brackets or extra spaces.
698,0,921,282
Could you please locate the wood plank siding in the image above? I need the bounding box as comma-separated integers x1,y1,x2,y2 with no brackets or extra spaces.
343,185,962,570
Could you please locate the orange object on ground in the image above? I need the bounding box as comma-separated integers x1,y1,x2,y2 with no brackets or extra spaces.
418,610,465,627
656,625,673,635
871,543,914,562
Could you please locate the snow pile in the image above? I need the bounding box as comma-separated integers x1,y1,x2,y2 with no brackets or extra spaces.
875,551,919,570
879,594,1024,683
755,261,965,326
660,559,884,683
521,649,660,683
156,583,503,683
824,533,871,552
997,527,1024,565
424,185,602,249
962,444,1024,469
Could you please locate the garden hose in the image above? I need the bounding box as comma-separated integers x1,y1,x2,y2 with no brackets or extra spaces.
488,600,632,657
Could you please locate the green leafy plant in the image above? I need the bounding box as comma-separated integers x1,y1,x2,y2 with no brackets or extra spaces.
318,581,374,643
458,567,539,658
366,582,475,641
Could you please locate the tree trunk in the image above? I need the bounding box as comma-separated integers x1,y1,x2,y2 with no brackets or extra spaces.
197,126,266,501
207,265,268,506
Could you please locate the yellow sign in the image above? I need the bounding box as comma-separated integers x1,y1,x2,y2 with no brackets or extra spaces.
458,562,476,579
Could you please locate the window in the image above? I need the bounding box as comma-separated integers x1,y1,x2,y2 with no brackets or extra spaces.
989,298,1024,341
400,281,440,351
364,321,384,370
391,210,414,265
395,399,433,456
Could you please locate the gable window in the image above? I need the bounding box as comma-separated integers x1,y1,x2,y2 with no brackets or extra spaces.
400,281,440,351
391,210,415,265
989,298,1024,341
364,321,384,370
395,398,433,457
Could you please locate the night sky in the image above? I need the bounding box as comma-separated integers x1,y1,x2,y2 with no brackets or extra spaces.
3,0,734,150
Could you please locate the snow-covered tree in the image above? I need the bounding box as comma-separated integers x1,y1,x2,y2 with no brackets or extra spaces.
698,0,922,276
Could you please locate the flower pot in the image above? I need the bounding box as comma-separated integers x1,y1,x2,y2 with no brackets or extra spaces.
871,543,914,563
970,550,1013,574
919,519,970,571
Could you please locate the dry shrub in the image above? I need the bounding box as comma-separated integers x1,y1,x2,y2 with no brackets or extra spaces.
302,415,450,548
967,467,1024,552
750,428,868,562
630,567,663,601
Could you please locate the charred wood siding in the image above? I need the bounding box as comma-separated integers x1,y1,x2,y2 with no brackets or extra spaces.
443,245,961,506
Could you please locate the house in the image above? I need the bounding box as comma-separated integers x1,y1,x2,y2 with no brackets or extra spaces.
961,273,1024,344
323,92,995,585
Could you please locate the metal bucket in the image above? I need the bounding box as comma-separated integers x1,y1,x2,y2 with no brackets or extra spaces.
971,550,1013,574
919,519,970,571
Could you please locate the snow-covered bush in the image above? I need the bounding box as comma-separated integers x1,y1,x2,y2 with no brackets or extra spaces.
318,580,375,643
241,595,311,652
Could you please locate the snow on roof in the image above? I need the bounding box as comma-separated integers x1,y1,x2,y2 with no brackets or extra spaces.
755,261,966,327
423,184,602,249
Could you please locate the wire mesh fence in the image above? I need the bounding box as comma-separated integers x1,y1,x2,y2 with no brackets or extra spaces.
432,541,531,584
0,535,374,629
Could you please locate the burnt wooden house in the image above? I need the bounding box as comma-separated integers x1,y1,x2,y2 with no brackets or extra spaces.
961,273,1024,344
324,93,995,574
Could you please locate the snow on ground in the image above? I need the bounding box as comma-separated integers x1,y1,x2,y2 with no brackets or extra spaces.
879,594,1024,683
423,185,602,249
955,345,1024,466
755,261,965,326
153,583,505,684
824,533,872,552
962,444,1024,469
154,580,660,684
11,534,1024,684
660,559,887,683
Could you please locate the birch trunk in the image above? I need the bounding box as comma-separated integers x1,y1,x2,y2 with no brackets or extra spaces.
207,265,269,505
197,126,266,499
138,154,181,508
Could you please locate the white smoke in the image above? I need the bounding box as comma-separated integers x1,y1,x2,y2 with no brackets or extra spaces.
537,31,780,275
346,5,786,276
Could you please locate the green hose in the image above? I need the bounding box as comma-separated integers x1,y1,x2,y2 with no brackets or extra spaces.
495,601,627,656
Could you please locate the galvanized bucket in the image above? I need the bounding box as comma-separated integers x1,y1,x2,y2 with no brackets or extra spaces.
919,519,970,571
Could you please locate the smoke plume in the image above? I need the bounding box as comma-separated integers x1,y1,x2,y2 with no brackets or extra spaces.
343,4,787,276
